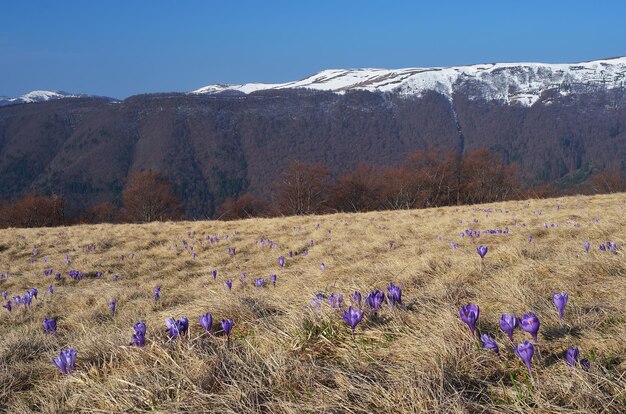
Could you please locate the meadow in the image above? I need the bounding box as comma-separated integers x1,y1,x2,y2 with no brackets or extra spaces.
0,193,625,413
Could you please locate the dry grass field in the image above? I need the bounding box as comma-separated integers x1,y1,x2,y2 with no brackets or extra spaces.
1,193,625,413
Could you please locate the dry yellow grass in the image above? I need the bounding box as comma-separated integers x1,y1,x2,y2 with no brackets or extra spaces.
1,193,625,413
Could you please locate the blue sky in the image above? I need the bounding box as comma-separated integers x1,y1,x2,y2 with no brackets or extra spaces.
2,1,625,98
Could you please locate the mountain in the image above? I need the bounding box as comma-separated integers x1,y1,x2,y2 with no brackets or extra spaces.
0,90,115,106
193,57,626,107
0,57,625,219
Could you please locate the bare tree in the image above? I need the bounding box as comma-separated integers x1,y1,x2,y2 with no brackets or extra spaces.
120,171,183,222
274,161,330,215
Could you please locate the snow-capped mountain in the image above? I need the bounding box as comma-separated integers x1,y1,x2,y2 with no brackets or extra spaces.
192,57,626,106
0,90,91,106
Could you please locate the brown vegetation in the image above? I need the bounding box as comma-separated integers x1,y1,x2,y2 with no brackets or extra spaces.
119,171,184,223
0,193,64,228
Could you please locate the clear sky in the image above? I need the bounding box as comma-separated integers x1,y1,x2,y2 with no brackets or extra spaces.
2,0,625,98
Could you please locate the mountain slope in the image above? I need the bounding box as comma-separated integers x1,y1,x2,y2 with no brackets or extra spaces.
1,58,625,218
193,57,626,106
0,90,115,106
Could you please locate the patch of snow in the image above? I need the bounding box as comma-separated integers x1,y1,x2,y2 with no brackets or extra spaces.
191,56,626,106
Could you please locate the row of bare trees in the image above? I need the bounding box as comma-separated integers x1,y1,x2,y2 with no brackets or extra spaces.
1,147,624,227
0,172,183,228
220,147,521,219
219,148,626,219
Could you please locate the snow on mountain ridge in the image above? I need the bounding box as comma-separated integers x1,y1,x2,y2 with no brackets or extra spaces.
191,57,626,106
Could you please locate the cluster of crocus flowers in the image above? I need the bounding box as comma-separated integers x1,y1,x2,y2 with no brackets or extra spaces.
68,270,84,281
365,290,384,313
329,293,343,308
599,241,617,253
52,348,77,375
166,317,189,339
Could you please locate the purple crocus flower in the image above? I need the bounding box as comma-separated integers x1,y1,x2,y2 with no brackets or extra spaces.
580,359,591,371
154,286,161,301
131,322,146,347
599,244,606,251
3,300,11,312
450,242,457,251
389,241,394,250
365,290,385,312
221,319,234,342
278,256,285,268
387,282,402,306
30,288,38,299
22,292,33,307
199,313,213,334
55,273,62,281
255,278,264,287
480,333,499,354
342,306,364,337
514,340,534,374
350,291,362,307
584,242,590,252
520,312,540,342
211,269,217,279
329,293,343,308
134,321,147,336
476,245,488,259
528,236,533,243
226,279,232,290
130,330,145,347
47,284,54,294
43,317,57,334
97,271,102,279
270,274,277,286
1,291,6,300
552,292,568,320
459,304,480,336
165,317,189,339
52,348,77,375
565,346,579,367
113,274,118,282
499,313,517,341
320,263,326,271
